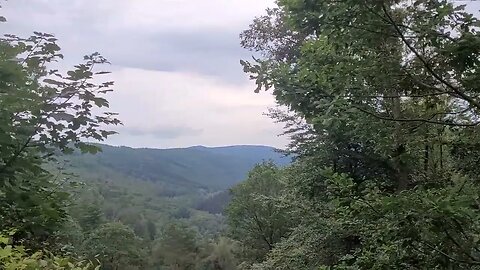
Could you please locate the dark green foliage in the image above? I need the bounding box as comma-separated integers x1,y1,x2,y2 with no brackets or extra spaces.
62,149,236,269
9,0,480,269
0,171,70,250
200,237,238,270
196,191,232,214
82,222,146,270
75,203,104,233
0,8,119,268
150,224,239,270
0,28,119,251
152,222,200,269
171,207,192,219
226,162,292,264
235,0,480,269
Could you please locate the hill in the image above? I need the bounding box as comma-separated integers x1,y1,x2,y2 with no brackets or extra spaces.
65,144,290,191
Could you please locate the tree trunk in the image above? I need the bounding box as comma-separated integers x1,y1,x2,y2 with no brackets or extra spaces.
391,94,409,191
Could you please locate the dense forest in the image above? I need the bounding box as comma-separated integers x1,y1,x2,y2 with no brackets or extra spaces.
2,0,480,269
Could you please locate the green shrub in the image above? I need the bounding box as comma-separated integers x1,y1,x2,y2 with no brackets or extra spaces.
0,234,97,270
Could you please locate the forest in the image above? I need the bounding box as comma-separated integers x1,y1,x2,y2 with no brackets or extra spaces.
2,0,480,269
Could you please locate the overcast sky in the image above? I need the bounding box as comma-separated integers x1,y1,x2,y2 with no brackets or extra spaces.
1,0,287,149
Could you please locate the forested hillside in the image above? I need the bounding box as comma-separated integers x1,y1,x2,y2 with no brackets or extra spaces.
3,0,480,270
66,144,289,190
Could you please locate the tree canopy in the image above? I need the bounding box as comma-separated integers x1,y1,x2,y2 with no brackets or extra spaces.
234,0,480,269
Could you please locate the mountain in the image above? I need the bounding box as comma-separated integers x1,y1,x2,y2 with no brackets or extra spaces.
65,144,290,191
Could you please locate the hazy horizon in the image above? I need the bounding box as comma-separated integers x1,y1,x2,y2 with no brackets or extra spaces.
92,142,285,151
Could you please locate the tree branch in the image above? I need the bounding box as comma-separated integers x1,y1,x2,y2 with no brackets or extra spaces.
381,4,480,111
355,106,480,127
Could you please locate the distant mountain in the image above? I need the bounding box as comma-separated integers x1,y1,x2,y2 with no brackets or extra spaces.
65,144,290,191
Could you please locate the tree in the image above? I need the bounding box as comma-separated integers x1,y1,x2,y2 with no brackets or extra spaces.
82,222,146,270
151,223,200,270
200,237,238,270
76,203,105,233
225,162,292,263
0,30,119,249
240,0,480,268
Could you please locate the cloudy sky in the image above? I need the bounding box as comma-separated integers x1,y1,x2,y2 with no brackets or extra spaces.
1,0,288,149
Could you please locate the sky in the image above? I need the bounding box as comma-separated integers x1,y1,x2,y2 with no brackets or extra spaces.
0,0,287,149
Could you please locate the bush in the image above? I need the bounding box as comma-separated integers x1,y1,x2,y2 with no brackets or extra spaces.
0,234,97,270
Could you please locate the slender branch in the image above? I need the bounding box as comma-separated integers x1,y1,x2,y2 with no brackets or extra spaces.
412,241,479,266
381,4,480,111
251,212,273,250
443,227,480,263
355,106,480,127
0,136,32,176
303,88,452,99
20,37,43,65
422,241,480,265
402,69,452,94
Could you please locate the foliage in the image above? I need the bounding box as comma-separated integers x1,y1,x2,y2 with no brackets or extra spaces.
0,233,97,270
82,222,146,270
324,174,480,269
226,162,292,263
151,222,200,269
200,237,238,270
237,0,480,269
0,29,119,249
195,191,232,215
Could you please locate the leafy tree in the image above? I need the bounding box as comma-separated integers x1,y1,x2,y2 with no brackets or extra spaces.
200,237,238,270
242,0,480,189
151,223,199,269
82,222,146,270
195,190,232,215
0,29,119,249
171,207,192,219
71,201,105,234
0,32,119,176
239,0,480,269
145,219,157,242
225,162,291,263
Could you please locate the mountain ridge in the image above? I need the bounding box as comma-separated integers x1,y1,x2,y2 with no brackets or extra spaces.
66,143,290,191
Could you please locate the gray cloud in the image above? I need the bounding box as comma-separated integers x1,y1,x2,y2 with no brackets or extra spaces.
103,30,252,83
0,0,289,149
0,0,266,84
120,125,203,139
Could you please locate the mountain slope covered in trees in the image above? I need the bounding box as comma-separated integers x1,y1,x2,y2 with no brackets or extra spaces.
65,144,290,191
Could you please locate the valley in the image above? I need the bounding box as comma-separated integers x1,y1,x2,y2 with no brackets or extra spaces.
62,144,289,238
